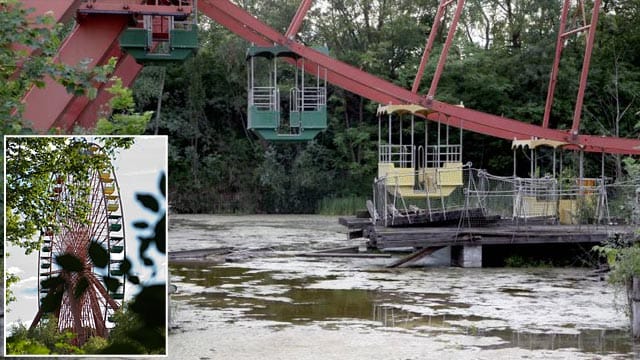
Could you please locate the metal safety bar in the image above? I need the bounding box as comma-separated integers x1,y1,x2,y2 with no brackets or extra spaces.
249,87,279,111
379,144,414,168
290,87,326,112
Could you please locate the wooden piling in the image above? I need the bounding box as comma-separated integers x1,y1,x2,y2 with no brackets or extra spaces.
630,277,640,338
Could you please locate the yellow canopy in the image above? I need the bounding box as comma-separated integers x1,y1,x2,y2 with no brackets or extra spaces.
376,104,435,117
511,138,569,150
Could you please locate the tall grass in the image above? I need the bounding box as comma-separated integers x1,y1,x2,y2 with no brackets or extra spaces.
316,196,367,215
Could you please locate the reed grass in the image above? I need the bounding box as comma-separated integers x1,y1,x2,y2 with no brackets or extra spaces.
316,196,367,215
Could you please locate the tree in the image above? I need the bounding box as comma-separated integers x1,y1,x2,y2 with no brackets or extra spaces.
93,78,154,135
5,137,133,251
6,316,83,355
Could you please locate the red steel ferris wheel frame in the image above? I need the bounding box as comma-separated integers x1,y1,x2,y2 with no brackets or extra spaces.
19,0,640,155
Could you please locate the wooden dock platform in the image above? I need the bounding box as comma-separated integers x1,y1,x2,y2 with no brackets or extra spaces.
368,223,633,249
339,215,635,251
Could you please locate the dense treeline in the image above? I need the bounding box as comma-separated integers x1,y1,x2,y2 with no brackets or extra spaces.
131,0,640,214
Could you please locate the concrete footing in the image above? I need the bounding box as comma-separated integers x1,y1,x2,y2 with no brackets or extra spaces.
452,245,483,267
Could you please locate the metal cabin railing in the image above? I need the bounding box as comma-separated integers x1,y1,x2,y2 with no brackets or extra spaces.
372,167,640,229
290,87,326,112
249,86,279,111
425,144,462,168
379,144,414,169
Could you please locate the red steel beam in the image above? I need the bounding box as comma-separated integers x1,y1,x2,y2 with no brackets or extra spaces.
200,0,640,154
285,0,314,38
76,54,143,129
571,0,601,135
11,0,83,78
542,0,570,128
412,0,453,94
21,0,82,23
427,0,465,98
52,36,125,131
543,0,601,135
77,2,192,16
21,14,129,132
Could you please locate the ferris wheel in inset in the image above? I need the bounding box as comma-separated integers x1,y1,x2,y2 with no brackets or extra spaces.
31,143,127,345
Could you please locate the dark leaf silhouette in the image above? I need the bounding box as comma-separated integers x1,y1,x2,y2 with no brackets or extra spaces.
41,290,64,313
131,285,166,327
103,276,121,292
133,221,149,229
155,214,166,254
74,276,89,299
136,194,159,212
55,253,84,272
40,275,64,290
159,173,166,198
89,241,109,268
119,258,132,274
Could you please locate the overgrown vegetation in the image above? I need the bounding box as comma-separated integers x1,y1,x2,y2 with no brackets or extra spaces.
7,301,164,355
504,255,552,268
317,196,368,215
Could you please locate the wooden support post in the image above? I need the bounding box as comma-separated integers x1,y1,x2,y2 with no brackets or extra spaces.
386,246,445,268
630,277,640,338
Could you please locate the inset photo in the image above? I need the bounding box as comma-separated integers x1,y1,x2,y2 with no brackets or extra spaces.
4,136,167,356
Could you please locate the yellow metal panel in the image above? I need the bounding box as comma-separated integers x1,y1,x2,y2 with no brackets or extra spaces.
559,199,577,225
512,138,569,149
376,104,435,117
438,163,463,186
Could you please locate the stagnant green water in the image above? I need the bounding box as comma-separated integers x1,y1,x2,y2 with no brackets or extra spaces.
168,215,636,359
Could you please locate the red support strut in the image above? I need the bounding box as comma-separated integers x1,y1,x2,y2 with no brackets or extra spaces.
571,0,601,136
411,0,453,94
427,0,465,98
542,0,571,129
285,0,314,39
542,0,601,136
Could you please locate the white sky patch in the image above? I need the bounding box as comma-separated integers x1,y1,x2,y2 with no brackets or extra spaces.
6,266,23,275
17,276,38,286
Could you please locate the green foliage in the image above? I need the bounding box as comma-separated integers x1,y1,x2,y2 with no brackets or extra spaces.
6,316,83,355
594,245,640,286
81,336,109,353
103,305,155,354
5,138,132,250
94,78,153,135
6,334,50,355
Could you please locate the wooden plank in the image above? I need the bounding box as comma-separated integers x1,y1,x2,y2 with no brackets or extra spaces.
299,252,391,258
387,246,445,268
313,246,360,254
338,216,371,228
